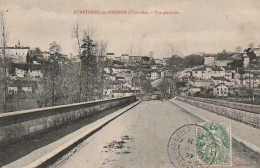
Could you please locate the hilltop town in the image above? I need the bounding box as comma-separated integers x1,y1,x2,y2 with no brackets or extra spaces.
178,47,260,99
1,40,260,112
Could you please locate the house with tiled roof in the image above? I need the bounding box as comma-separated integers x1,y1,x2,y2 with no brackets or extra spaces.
204,56,216,66
211,76,231,86
222,66,240,85
241,69,260,88
151,71,161,80
214,83,229,96
129,56,142,63
106,53,115,60
162,58,170,66
111,66,130,74
188,78,214,88
215,59,233,67
121,54,129,62
191,66,212,79
153,59,163,65
211,66,225,77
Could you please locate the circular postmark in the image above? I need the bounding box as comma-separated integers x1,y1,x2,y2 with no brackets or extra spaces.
167,124,217,168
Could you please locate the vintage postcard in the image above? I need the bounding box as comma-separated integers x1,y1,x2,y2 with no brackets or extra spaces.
0,0,259,167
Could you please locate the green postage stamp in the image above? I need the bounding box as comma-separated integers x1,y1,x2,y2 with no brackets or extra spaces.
167,122,232,168
196,122,232,167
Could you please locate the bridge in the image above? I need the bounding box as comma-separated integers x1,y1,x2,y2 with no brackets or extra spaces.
0,96,259,168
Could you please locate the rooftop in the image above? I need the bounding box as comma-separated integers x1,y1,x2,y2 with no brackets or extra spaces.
211,76,230,82
112,90,135,93
0,46,30,49
193,67,206,71
215,83,228,88
211,66,223,71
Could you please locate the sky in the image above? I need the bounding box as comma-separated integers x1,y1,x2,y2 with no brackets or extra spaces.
1,0,260,58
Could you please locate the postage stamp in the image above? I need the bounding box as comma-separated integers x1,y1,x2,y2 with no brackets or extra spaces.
196,122,232,167
168,124,216,168
168,122,231,168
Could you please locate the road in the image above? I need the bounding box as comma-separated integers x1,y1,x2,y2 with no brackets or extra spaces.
49,100,258,168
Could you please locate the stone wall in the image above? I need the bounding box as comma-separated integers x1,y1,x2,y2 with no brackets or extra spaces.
0,96,136,145
177,96,260,128
179,96,260,114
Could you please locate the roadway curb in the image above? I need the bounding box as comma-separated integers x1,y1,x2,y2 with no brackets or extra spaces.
170,99,260,157
3,100,142,168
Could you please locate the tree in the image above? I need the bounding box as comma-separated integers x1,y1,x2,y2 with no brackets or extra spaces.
72,24,109,101
235,46,242,53
244,48,256,62
148,51,154,58
72,23,82,56
0,11,8,112
36,58,79,107
128,42,135,56
50,41,63,106
140,79,153,95
32,47,42,55
53,61,80,105
95,40,107,99
37,41,64,106
49,41,62,54
72,23,83,102
158,77,171,99
184,55,204,67
248,42,254,48
80,30,98,101
28,47,42,64
167,55,185,97
212,50,231,60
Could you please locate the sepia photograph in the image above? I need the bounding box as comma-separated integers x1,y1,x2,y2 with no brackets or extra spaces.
0,0,259,167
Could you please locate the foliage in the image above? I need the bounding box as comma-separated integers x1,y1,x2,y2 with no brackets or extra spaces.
49,41,62,54
140,78,153,95
158,78,171,95
166,55,185,97
184,55,204,67
31,47,42,55
214,51,231,60
168,55,185,72
80,34,98,101
34,41,66,106
244,48,256,62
